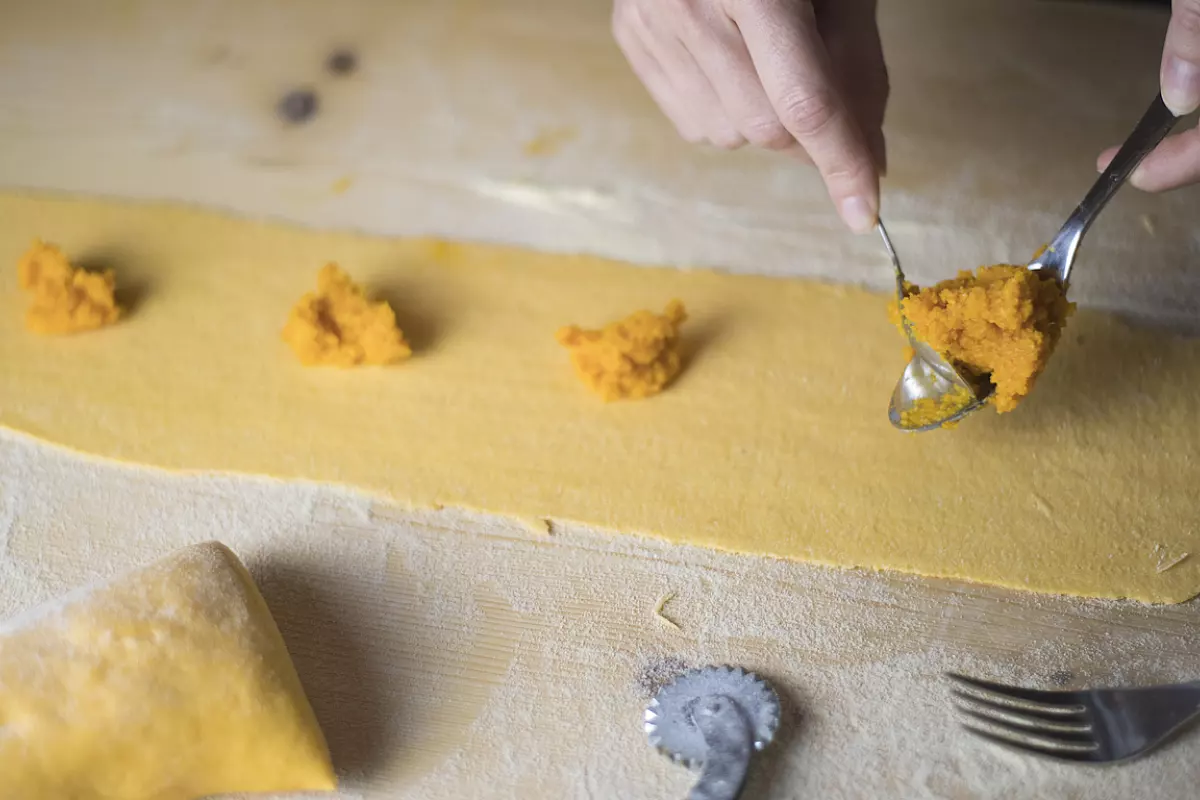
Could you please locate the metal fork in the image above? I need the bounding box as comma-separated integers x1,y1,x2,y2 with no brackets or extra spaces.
948,672,1200,764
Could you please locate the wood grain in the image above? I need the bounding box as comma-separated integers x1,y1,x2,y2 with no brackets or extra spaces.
1,0,1198,797
0,0,1196,321
3,430,1200,798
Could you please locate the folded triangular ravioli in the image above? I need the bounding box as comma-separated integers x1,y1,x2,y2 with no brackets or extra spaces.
0,541,336,799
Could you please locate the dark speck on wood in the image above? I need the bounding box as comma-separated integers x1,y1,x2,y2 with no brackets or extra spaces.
1048,669,1074,686
326,49,358,76
278,88,319,124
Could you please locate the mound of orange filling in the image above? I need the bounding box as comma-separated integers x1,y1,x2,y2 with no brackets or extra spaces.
17,240,122,335
901,265,1074,413
556,300,687,401
283,264,411,367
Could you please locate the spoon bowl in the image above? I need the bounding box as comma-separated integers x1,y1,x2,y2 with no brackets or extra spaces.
878,220,990,432
888,340,991,432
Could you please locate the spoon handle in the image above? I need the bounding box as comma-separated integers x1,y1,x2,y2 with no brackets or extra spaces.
1045,95,1179,283
877,220,921,347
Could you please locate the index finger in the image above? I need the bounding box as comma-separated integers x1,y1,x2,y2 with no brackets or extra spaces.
734,0,880,232
1162,0,1200,116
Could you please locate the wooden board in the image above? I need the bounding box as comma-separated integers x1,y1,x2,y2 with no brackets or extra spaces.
2,0,1199,797
1,0,1196,324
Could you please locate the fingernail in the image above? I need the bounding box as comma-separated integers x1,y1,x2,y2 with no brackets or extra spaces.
840,196,877,234
1162,56,1200,116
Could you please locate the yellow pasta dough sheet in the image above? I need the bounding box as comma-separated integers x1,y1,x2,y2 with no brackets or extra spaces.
1,192,1197,603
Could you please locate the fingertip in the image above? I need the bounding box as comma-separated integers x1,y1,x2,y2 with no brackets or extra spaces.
1118,128,1200,193
1096,147,1118,172
1127,173,1166,193
1162,55,1200,117
839,195,878,235
1128,163,1152,192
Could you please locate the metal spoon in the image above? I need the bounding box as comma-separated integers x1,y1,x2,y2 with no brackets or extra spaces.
880,220,990,432
884,93,1180,432
1028,94,1179,285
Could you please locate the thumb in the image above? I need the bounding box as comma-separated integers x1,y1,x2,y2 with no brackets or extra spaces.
1162,0,1200,116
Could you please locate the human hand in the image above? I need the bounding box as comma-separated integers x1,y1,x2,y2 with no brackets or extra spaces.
1098,0,1200,191
612,0,888,233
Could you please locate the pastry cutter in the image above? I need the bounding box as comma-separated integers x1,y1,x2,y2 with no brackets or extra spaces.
644,665,781,800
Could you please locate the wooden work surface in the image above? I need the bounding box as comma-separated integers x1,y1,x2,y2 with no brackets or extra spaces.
2,0,1199,797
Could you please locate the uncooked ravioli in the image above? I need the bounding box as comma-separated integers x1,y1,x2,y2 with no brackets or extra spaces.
1,192,1198,602
0,542,335,798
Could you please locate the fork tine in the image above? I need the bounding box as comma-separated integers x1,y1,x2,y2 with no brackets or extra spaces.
956,706,1096,744
961,724,1101,763
953,694,1093,735
950,689,1086,722
946,673,1087,714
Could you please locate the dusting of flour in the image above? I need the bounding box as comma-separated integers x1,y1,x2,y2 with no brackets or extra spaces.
1,428,1198,799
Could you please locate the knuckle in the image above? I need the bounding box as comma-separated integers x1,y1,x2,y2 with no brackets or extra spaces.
670,117,705,143
610,14,627,44
824,156,874,188
708,128,747,149
611,1,635,35
679,126,706,144
611,21,632,51
877,66,892,104
777,88,841,140
866,74,891,126
663,0,702,21
637,0,700,29
612,0,649,38
1177,0,1200,33
740,117,793,149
